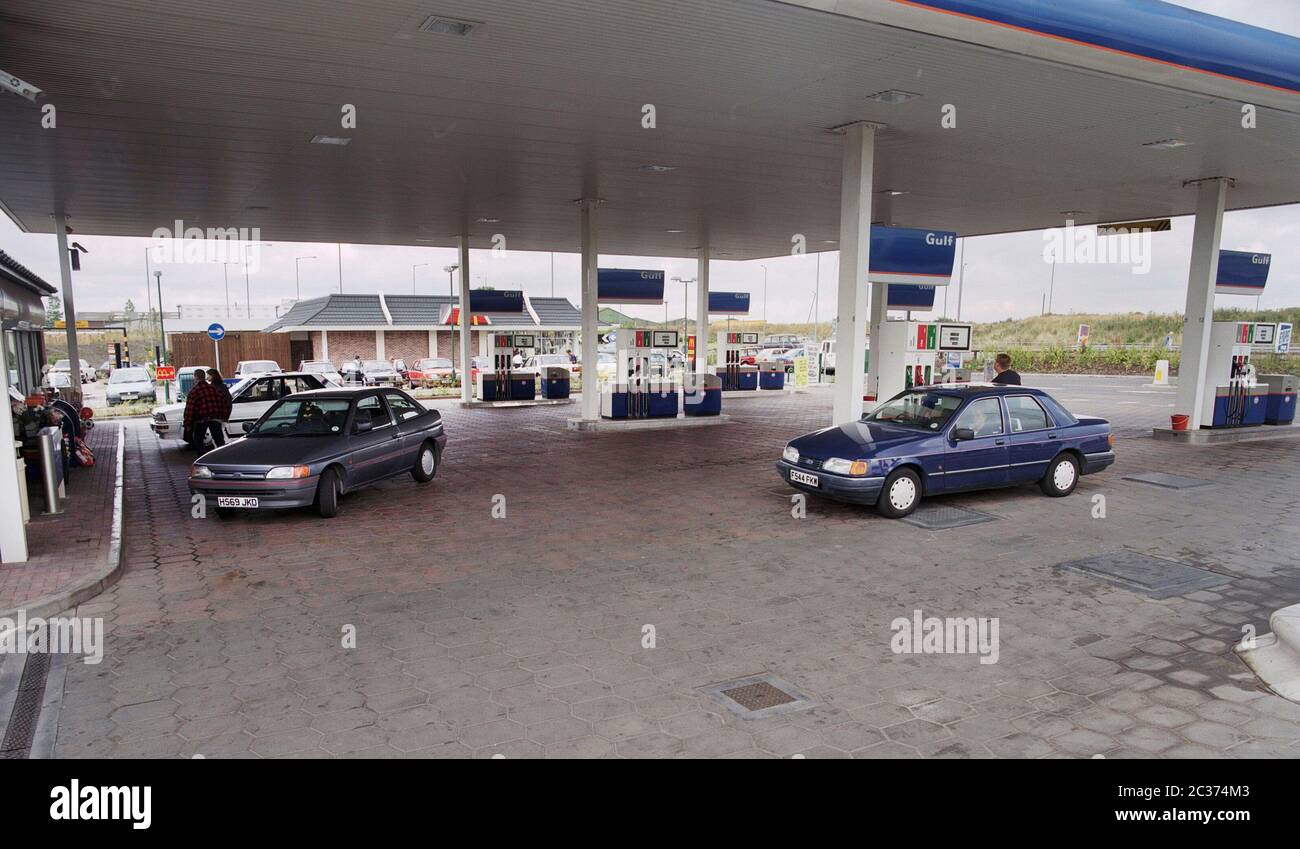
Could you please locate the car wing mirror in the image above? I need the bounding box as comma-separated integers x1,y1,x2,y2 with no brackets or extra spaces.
952,427,975,441
241,421,254,433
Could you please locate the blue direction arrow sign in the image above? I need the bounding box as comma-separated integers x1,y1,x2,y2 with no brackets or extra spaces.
207,323,226,341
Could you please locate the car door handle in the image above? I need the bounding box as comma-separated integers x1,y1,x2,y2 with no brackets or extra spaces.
995,439,1006,446
1047,432,1058,439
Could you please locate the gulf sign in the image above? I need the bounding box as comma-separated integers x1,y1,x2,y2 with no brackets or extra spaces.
886,284,938,310
708,292,751,314
1215,250,1271,295
868,226,957,286
469,289,525,312
598,268,665,304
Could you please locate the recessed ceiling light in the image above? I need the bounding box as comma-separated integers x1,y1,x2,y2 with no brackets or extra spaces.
1143,138,1190,150
1059,210,1087,216
878,190,907,196
639,164,676,173
822,240,839,244
417,15,479,36
665,229,684,233
476,217,501,224
311,135,351,146
868,89,921,104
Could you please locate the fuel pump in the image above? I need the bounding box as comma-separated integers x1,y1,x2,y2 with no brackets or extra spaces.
1202,322,1267,427
716,332,758,391
866,321,973,403
601,328,680,419
477,333,537,401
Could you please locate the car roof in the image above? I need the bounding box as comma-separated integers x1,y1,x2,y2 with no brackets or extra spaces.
910,383,1050,399
286,386,402,400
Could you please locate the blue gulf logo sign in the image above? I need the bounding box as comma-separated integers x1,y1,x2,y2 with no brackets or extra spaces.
868,226,957,287
598,269,665,304
707,292,751,314
1215,250,1271,295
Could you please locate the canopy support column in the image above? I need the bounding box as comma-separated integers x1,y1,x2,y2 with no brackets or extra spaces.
458,235,472,404
1175,177,1229,431
579,199,600,421
833,123,876,423
696,245,710,375
54,214,82,407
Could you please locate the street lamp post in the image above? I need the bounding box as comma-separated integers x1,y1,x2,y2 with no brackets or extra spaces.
412,263,430,294
295,256,317,301
155,270,171,403
241,242,273,319
671,276,695,365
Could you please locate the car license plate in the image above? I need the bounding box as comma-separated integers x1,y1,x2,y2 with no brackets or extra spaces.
122,393,138,400
216,496,259,509
789,469,819,487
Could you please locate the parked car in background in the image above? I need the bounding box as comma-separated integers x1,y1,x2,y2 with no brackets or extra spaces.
470,356,491,386
391,358,409,386
739,347,760,366
298,360,344,386
233,360,281,379
761,334,803,349
151,372,331,444
776,385,1115,518
106,366,156,405
517,352,577,380
97,360,115,380
408,357,457,387
360,359,401,387
188,387,447,518
51,358,95,384
175,365,213,401
820,339,836,375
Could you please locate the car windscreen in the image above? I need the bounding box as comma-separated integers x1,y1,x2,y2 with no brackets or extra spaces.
363,360,391,370
866,391,962,430
109,369,150,384
249,398,352,437
241,361,278,373
54,359,71,369
417,358,452,369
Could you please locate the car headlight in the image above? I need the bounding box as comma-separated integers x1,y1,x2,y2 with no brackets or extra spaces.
823,457,870,476
191,465,213,479
782,445,800,463
265,466,310,480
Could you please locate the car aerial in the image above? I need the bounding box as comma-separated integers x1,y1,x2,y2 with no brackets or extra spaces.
188,387,447,518
51,358,95,384
359,359,401,387
298,360,344,386
151,372,331,444
233,359,281,379
105,366,157,405
408,357,457,387
776,385,1115,518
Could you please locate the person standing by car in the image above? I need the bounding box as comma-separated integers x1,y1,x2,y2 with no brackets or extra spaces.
512,349,523,369
183,370,225,451
351,354,364,384
990,353,1022,386
566,349,577,364
206,368,232,446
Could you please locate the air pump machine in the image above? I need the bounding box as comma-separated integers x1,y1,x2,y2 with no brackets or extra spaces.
477,333,536,402
716,331,759,391
600,329,680,419
866,321,974,403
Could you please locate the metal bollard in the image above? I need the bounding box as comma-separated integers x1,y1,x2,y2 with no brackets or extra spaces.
37,425,64,515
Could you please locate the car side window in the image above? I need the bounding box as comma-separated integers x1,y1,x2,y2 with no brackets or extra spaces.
383,391,423,423
1006,395,1051,432
354,394,393,432
239,378,281,403
953,397,1004,438
287,376,323,393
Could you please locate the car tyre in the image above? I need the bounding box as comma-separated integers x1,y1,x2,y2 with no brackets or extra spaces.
315,467,341,518
1041,453,1079,497
877,467,922,519
412,442,437,483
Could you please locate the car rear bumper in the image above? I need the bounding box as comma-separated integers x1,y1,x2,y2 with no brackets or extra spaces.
775,460,884,505
188,477,319,510
1081,450,1116,475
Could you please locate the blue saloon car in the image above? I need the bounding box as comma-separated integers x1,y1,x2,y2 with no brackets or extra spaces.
776,385,1115,518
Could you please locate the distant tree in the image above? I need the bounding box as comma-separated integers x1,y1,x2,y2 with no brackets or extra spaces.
44,295,62,326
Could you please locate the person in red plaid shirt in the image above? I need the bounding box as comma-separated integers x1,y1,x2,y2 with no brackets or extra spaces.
183,370,227,451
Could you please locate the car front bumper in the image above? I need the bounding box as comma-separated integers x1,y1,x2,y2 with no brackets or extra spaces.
775,460,885,505
1081,450,1116,475
189,476,320,510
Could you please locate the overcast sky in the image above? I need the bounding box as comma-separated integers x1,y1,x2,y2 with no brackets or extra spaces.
4,0,1296,326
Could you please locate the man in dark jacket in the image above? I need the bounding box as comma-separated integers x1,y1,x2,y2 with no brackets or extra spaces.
183,371,225,451
990,353,1022,386
207,369,233,445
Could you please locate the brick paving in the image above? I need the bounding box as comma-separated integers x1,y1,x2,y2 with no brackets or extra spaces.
46,378,1300,758
0,421,119,615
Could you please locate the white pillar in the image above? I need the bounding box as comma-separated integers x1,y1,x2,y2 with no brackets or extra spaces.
321,329,329,360
375,329,386,360
1175,178,1229,430
833,123,875,423
427,329,436,358
696,246,710,374
458,235,473,403
579,199,600,420
54,214,82,407
0,337,28,563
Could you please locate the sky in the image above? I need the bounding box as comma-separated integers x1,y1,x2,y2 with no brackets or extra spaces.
3,0,1296,327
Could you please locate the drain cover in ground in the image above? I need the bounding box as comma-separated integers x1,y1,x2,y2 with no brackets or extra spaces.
901,504,998,530
1122,472,1214,489
700,673,815,719
1057,551,1230,599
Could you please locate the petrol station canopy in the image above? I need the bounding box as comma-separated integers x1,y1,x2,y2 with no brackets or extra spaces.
1,0,1299,259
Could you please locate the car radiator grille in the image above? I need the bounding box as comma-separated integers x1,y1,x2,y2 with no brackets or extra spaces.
798,457,824,470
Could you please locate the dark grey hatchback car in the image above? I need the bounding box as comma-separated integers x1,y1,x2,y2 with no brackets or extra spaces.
189,387,447,518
